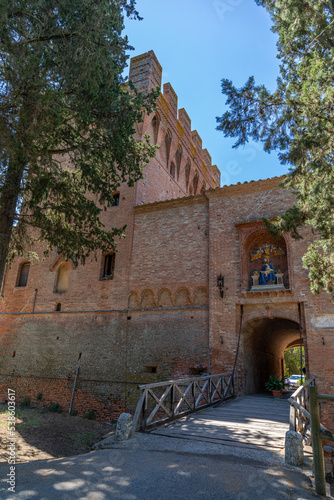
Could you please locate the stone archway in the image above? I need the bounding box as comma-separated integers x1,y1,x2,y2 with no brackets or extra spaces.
242,317,303,394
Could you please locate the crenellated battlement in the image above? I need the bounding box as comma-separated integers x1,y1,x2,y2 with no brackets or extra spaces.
129,51,220,203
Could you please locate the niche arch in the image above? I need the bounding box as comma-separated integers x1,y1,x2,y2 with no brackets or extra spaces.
242,228,290,291
54,262,70,293
157,288,173,307
141,289,156,308
175,287,192,307
193,287,209,306
128,292,140,309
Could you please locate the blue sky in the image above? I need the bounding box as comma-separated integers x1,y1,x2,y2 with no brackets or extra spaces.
124,0,287,186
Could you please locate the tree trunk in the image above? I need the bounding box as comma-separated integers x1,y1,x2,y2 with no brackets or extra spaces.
0,159,25,291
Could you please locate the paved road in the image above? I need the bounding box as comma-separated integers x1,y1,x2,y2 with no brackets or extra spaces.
0,396,326,499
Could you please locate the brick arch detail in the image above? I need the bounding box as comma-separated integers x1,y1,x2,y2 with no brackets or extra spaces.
242,309,300,327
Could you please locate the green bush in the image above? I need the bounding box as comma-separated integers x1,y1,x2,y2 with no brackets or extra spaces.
83,410,96,420
20,396,31,408
36,392,43,400
47,403,63,413
70,409,78,416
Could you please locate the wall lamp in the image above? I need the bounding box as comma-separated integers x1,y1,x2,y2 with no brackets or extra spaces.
217,274,224,299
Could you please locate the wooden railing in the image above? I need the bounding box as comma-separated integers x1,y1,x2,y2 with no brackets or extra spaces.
288,377,334,496
288,375,315,437
132,372,234,434
308,385,334,496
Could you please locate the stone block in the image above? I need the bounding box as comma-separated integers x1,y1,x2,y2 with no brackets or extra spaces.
116,413,133,441
285,430,304,466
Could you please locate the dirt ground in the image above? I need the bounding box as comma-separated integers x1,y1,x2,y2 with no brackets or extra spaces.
0,403,113,463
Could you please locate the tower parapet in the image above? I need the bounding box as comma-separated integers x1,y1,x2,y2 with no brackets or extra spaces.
129,51,220,204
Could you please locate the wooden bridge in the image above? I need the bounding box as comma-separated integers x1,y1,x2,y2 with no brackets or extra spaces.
147,395,290,453
132,373,334,496
132,373,290,453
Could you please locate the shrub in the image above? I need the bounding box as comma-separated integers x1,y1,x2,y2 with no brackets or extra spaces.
70,409,78,416
20,397,31,408
83,410,96,420
36,392,43,400
47,403,63,413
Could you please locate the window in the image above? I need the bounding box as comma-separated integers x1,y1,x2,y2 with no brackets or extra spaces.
185,160,191,189
175,145,182,181
17,262,30,287
165,129,172,166
152,113,161,144
111,193,120,206
101,253,115,280
193,172,199,195
55,262,70,293
170,162,176,179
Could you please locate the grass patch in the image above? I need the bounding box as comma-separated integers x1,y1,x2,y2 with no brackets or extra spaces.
73,432,96,449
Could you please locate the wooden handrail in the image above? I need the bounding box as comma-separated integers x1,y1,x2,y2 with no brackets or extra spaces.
308,385,334,496
132,372,234,434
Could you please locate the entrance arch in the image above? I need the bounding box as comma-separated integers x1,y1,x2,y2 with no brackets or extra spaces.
242,317,303,394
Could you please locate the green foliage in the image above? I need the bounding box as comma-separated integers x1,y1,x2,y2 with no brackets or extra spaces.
20,396,31,408
70,409,78,416
47,403,63,413
216,0,334,298
36,392,43,401
0,0,159,287
83,410,96,420
265,375,285,391
284,346,304,376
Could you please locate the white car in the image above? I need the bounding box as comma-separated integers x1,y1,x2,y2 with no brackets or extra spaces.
287,374,304,388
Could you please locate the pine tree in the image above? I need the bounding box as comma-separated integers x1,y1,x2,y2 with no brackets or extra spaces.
0,0,158,289
216,0,334,298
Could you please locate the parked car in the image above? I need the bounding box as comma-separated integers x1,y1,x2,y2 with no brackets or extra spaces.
286,374,304,388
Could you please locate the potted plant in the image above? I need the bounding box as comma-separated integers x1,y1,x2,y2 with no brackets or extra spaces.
265,376,285,399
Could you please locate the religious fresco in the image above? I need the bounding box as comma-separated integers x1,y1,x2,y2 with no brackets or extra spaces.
250,243,286,262
250,244,285,289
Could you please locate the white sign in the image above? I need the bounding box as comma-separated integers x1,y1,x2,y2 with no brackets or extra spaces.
312,315,334,328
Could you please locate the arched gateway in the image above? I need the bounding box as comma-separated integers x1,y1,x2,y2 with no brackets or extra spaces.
241,316,304,394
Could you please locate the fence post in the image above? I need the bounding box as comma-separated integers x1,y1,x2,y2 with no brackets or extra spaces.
309,385,326,496
141,390,148,431
171,384,175,418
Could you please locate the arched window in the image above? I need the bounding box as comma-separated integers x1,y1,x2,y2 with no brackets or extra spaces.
193,172,199,195
170,162,176,179
165,129,172,166
175,145,182,181
17,262,30,287
185,160,191,190
55,262,70,293
101,252,115,280
111,192,120,206
152,113,161,144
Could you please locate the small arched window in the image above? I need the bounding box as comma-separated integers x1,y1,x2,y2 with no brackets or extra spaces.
185,160,191,189
193,172,199,195
165,129,172,166
55,262,70,293
152,113,161,144
101,252,115,280
17,262,30,287
175,145,182,181
111,192,120,206
170,162,176,179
